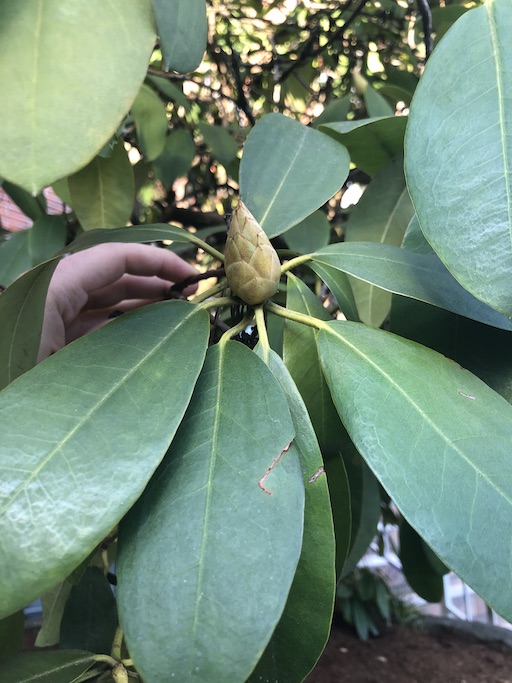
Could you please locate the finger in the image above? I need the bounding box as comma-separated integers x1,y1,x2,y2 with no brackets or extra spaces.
84,275,173,310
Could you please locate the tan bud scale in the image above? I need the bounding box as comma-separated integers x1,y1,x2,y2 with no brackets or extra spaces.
224,201,281,305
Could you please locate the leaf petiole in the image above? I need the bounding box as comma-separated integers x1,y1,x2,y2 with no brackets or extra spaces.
265,300,328,331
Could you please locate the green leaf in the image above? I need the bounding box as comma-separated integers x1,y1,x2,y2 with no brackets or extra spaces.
0,651,96,683
344,154,414,326
28,215,68,265
249,349,335,683
0,1,155,194
282,275,352,575
431,5,472,43
318,321,512,620
308,262,360,322
152,0,207,73
0,215,66,286
312,96,351,128
68,143,135,230
152,129,196,189
311,242,512,331
197,123,240,166
405,0,512,316
320,116,407,176
147,76,191,111
0,301,209,618
68,224,200,252
339,439,381,579
399,520,444,603
131,84,168,161
0,611,24,659
60,568,117,654
364,85,395,118
240,113,350,238
284,211,330,253
1,181,45,221
117,342,304,683
35,581,72,648
0,259,59,390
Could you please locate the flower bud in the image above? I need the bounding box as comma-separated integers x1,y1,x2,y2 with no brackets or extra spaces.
224,201,281,305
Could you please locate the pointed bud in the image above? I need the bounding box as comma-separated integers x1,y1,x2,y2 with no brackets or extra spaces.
224,201,281,305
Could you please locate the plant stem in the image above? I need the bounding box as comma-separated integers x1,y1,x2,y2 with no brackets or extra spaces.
280,253,313,274
188,234,225,262
199,296,236,312
265,301,328,331
93,654,119,668
192,281,227,303
254,306,270,364
219,314,253,348
111,626,124,660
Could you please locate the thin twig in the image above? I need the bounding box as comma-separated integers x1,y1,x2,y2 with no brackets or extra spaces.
167,268,225,297
416,0,433,60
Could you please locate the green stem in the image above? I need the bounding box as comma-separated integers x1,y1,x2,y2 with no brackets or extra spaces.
93,654,119,668
219,315,253,348
265,301,328,331
188,235,225,263
192,281,227,304
111,626,124,660
254,306,270,364
280,253,313,274
199,296,236,312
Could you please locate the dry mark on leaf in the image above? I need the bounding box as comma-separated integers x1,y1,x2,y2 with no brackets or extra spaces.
459,391,476,400
258,438,293,495
308,466,325,483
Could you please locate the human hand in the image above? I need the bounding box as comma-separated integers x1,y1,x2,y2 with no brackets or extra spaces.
38,242,199,361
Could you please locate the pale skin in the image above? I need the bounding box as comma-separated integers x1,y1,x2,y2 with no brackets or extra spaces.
37,242,198,362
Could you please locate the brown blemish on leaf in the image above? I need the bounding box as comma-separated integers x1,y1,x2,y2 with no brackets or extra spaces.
258,438,293,495
308,466,325,483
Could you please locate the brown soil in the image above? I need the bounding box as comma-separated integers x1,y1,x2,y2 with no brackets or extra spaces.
306,621,512,683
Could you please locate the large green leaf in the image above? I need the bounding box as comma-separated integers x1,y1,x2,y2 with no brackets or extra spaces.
0,651,96,683
1,181,45,221
308,262,360,322
152,0,207,73
0,301,209,618
311,242,512,331
0,611,23,659
0,258,59,390
320,116,407,176
344,155,414,326
391,218,512,404
249,349,335,683
240,113,350,238
117,342,304,683
131,84,168,161
405,0,512,316
197,123,240,166
68,143,135,230
364,85,394,118
35,581,72,648
0,1,155,194
318,321,512,619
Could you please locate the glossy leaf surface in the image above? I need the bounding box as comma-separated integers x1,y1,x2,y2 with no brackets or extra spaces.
152,0,207,72
0,301,209,618
240,113,350,238
0,1,155,193
344,155,414,326
311,242,512,331
405,0,512,316
320,116,407,176
249,349,335,683
318,321,512,619
0,651,96,683
118,342,304,683
68,144,134,230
